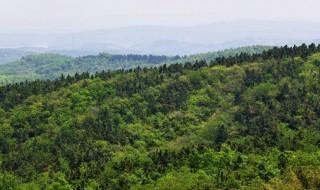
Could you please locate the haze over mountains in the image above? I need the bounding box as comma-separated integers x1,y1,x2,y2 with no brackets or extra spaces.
1,20,320,58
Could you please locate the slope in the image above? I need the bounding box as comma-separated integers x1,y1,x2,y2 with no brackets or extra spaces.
0,44,320,189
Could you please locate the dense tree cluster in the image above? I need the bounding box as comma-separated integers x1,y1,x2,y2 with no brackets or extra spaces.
0,44,320,189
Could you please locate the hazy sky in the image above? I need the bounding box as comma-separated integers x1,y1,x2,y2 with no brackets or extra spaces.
1,0,319,32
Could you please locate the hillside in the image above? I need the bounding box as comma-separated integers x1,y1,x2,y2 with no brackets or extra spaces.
0,46,270,84
1,44,320,189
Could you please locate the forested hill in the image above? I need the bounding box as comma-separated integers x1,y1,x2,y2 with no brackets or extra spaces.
0,46,270,84
1,44,320,189
0,53,179,84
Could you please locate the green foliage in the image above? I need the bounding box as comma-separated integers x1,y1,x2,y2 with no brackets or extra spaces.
0,44,320,189
0,172,19,190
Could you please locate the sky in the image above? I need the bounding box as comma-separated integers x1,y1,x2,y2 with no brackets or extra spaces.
0,0,319,32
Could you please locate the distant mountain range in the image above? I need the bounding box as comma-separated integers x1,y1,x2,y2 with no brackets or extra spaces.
0,20,320,59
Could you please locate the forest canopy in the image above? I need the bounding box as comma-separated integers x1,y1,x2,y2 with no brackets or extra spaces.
0,44,320,189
